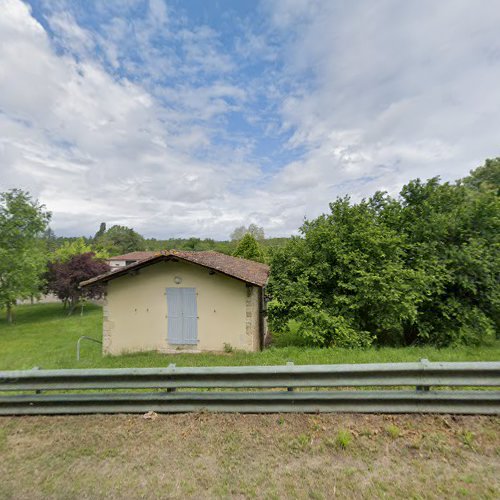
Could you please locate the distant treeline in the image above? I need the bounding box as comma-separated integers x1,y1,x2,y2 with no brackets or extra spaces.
43,226,289,259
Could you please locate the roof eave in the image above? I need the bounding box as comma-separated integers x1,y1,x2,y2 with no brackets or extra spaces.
79,254,267,288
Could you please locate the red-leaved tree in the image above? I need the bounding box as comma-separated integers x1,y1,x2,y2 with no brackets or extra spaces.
45,252,109,315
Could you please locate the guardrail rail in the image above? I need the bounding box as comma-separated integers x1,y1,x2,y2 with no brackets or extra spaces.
0,360,499,415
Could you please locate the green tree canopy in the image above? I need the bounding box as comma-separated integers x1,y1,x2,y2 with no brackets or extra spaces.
93,222,106,240
462,158,500,194
94,225,145,255
0,189,51,322
233,233,266,263
50,237,109,262
268,158,500,348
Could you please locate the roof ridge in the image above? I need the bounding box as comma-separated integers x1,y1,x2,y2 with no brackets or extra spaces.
82,250,269,288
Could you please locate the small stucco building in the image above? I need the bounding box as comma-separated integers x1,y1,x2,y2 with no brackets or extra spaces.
81,251,269,355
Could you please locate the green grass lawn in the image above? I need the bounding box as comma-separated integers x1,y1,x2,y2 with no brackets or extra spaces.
0,303,499,370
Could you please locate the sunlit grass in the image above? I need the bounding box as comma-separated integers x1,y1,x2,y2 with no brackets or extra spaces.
0,303,498,370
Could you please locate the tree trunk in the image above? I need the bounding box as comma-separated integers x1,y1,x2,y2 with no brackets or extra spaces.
6,302,13,324
67,298,78,316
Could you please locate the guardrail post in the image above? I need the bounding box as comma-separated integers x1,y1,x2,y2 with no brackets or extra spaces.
416,358,431,392
33,366,42,394
286,362,294,391
167,364,176,392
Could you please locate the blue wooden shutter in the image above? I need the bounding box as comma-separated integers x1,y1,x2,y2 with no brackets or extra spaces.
181,288,198,345
166,288,198,345
166,288,183,344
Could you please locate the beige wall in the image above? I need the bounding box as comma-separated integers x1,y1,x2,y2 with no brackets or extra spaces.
102,260,261,355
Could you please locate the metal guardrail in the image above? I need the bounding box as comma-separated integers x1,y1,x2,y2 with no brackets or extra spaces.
0,360,498,415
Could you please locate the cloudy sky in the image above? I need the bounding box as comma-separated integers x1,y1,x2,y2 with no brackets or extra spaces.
1,0,499,239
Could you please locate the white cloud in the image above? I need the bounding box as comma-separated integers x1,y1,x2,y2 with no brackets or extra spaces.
0,0,499,240
47,11,95,56
261,0,500,221
0,0,257,237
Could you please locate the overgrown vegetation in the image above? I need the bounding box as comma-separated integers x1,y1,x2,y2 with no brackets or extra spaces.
268,158,500,348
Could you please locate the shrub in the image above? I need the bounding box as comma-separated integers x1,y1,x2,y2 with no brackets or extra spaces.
271,319,310,347
386,425,401,439
334,430,352,450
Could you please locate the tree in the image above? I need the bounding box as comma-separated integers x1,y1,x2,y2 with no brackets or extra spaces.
462,157,500,194
184,237,201,250
94,222,106,241
389,174,499,344
233,233,266,263
45,253,109,315
230,224,265,241
267,198,420,347
42,227,58,253
0,189,51,322
268,159,499,348
51,237,109,262
94,225,145,255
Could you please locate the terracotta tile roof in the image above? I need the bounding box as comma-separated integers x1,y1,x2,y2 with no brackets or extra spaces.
107,251,157,261
81,250,270,287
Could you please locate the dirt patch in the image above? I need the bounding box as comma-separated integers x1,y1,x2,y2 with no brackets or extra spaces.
0,413,498,499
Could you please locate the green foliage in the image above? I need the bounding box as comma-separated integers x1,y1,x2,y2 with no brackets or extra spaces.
143,236,289,255
460,431,475,449
94,225,145,255
289,433,311,452
0,189,51,322
233,233,266,263
268,198,420,347
390,170,499,345
271,319,310,347
334,430,352,450
268,158,500,347
51,237,109,262
94,222,106,240
42,227,58,253
462,158,500,195
386,425,401,439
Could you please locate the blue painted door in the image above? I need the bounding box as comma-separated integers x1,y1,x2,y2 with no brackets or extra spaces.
166,288,198,345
